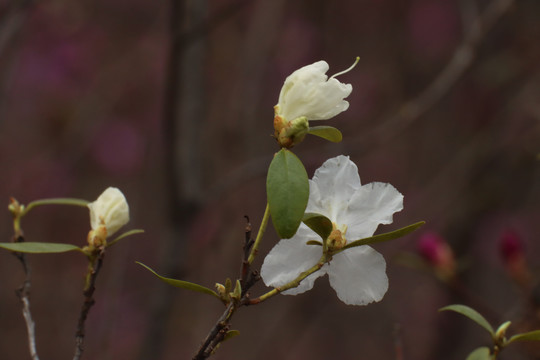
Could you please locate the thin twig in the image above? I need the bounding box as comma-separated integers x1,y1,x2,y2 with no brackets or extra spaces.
73,250,105,360
192,218,261,359
239,216,254,290
0,0,34,55
193,302,236,360
394,324,404,360
12,235,40,360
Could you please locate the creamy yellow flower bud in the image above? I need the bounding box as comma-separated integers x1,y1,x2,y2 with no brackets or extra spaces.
87,187,129,238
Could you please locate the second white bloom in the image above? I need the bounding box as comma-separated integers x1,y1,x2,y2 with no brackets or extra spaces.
260,155,403,305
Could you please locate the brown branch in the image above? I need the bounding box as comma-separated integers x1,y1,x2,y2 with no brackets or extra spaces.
12,234,40,360
394,324,404,360
192,218,261,359
193,302,236,360
240,216,257,293
0,0,33,54
73,250,105,360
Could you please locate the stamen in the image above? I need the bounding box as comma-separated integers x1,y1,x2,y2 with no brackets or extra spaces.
329,56,360,79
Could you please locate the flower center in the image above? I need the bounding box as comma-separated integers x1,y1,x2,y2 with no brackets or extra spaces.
327,222,348,250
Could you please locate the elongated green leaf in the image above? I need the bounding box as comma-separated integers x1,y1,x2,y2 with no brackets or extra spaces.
306,240,323,246
439,304,494,335
308,126,342,143
23,198,89,215
136,262,219,299
107,229,144,247
508,330,540,344
342,221,425,250
266,149,309,239
466,347,491,360
302,213,333,241
0,242,83,254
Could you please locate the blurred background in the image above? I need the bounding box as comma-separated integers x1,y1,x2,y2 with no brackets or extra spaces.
0,0,539,359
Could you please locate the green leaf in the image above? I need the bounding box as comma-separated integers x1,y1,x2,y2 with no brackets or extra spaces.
508,330,540,344
439,304,494,335
231,279,242,300
342,221,425,250
302,213,333,241
306,240,323,246
107,229,144,247
0,242,83,254
466,347,491,360
23,198,89,215
223,330,240,342
266,149,309,239
308,126,343,143
495,321,511,338
136,262,220,300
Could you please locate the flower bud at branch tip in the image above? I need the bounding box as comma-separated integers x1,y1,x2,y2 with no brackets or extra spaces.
87,187,129,239
273,59,354,148
8,198,24,218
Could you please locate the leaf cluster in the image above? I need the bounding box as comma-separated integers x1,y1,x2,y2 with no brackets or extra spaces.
440,304,540,359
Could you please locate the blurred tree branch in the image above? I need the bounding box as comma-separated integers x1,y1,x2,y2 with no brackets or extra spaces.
352,0,515,152
12,238,39,360
138,0,251,359
0,0,33,54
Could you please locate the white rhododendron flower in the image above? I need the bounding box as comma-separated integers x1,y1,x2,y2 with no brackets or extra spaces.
88,187,130,237
273,59,357,148
260,155,403,305
275,61,354,123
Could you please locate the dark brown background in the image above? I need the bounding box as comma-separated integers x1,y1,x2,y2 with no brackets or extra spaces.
0,0,538,359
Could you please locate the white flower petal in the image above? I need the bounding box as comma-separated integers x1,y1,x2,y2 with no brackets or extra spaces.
88,187,130,236
260,225,325,295
307,155,361,221
344,182,403,240
327,246,388,305
276,61,352,122
302,78,352,120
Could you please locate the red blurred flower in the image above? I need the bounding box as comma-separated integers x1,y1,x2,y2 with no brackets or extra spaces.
418,232,455,281
499,229,530,287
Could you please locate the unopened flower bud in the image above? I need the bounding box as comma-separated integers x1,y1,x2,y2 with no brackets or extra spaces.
418,232,455,280
87,187,129,238
8,198,24,218
215,283,227,297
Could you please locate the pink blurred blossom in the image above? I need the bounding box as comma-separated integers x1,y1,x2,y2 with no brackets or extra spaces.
418,231,455,280
499,228,524,263
499,228,530,287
